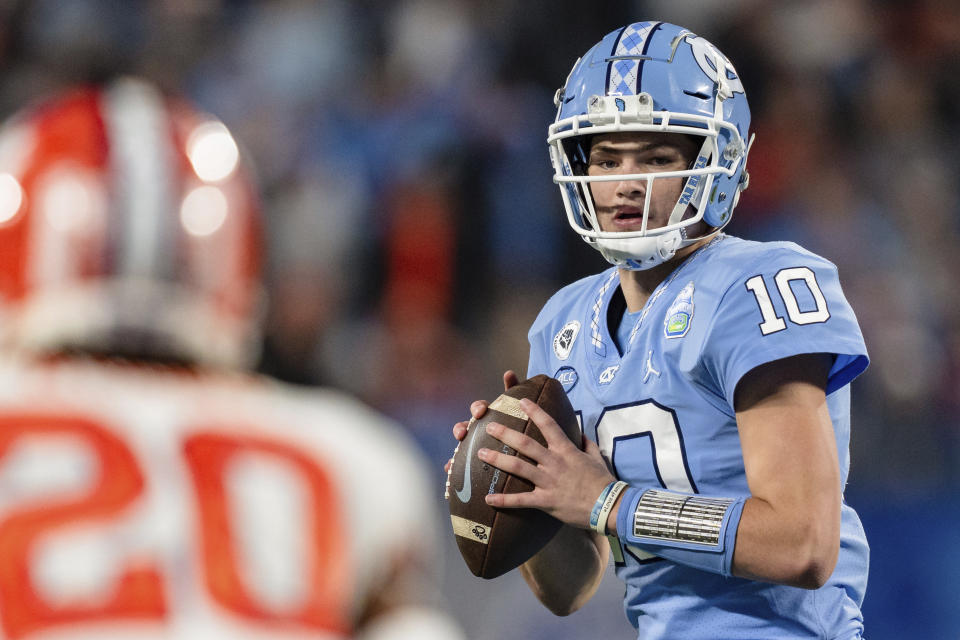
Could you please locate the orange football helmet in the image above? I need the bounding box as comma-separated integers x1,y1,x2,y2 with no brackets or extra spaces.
0,77,263,368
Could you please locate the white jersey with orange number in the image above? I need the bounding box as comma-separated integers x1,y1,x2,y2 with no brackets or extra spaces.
0,357,441,640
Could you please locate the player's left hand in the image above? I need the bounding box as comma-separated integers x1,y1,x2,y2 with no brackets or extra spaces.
479,397,615,529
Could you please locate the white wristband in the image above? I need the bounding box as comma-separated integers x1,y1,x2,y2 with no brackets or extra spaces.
593,481,628,534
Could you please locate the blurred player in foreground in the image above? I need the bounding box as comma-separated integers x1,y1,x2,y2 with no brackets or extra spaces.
450,21,869,638
0,77,463,640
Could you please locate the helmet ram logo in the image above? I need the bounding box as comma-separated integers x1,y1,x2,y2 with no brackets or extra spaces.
686,35,744,96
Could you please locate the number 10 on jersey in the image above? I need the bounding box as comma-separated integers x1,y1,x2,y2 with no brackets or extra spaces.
745,267,830,336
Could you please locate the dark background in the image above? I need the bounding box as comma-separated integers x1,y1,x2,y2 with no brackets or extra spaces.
1,1,957,637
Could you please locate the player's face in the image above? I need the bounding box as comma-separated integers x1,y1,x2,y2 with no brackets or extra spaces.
586,132,699,233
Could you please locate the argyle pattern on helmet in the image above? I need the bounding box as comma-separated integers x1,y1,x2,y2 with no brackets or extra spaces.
608,22,655,95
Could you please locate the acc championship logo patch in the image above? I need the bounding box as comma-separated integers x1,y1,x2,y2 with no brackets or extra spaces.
554,366,579,392
553,321,580,360
664,281,695,339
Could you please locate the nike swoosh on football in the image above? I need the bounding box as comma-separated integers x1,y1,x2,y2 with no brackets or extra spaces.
455,419,480,503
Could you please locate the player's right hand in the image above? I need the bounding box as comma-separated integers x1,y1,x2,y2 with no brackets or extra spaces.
444,370,519,473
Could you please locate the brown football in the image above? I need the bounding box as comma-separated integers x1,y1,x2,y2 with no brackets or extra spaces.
446,374,581,579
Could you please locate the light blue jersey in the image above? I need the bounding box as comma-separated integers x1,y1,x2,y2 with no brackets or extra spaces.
527,235,869,639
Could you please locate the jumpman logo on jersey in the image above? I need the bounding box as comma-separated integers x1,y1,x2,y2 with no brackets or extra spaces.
643,350,661,383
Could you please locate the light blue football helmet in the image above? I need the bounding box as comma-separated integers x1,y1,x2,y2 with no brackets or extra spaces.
548,21,754,270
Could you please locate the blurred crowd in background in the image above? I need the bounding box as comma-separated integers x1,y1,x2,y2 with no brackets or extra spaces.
1,0,957,637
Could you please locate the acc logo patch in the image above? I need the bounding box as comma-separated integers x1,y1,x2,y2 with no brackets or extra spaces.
554,366,579,392
664,281,695,339
553,321,581,360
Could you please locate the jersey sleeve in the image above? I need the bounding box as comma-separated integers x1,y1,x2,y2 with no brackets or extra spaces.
526,320,553,379
525,287,567,379
697,248,869,409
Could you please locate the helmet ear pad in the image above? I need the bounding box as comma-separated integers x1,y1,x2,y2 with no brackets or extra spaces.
700,128,744,228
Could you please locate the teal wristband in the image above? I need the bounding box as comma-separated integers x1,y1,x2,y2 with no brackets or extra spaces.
589,481,616,530
593,481,629,534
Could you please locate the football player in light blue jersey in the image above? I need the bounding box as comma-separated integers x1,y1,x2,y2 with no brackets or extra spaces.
449,21,870,639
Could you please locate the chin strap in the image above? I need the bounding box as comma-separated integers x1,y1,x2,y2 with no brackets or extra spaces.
596,225,726,271
596,231,682,270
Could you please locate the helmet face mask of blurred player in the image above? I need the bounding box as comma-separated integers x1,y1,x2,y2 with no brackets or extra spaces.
548,21,754,270
0,77,263,369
